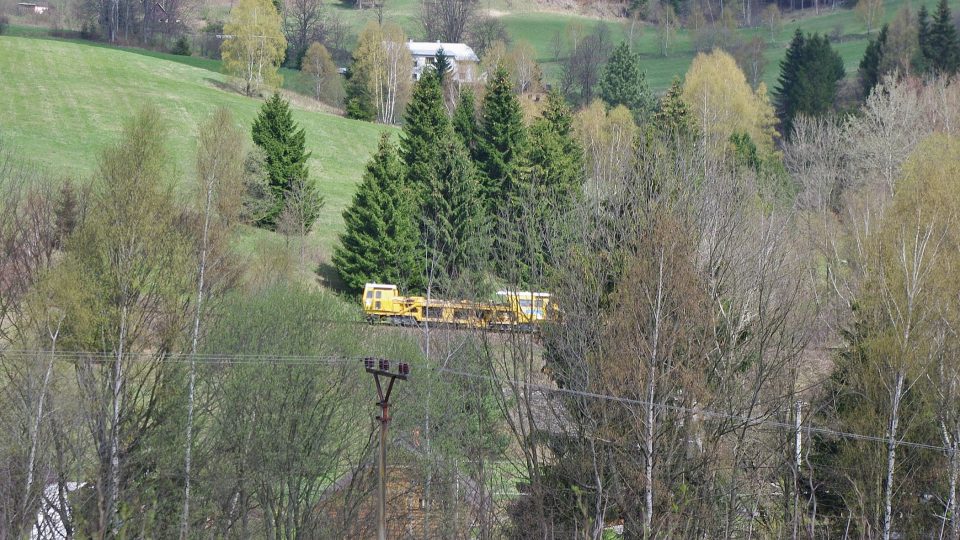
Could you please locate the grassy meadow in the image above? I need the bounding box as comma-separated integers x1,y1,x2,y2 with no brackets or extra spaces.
0,35,391,256
327,0,959,91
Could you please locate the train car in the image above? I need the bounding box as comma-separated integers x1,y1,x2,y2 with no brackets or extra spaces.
362,283,553,331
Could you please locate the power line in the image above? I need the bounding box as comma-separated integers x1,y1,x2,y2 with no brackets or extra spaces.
0,349,948,452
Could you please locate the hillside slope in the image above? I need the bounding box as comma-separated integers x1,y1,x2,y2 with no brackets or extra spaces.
0,35,389,252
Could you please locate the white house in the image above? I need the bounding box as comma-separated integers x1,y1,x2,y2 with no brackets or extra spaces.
16,2,51,14
406,41,480,83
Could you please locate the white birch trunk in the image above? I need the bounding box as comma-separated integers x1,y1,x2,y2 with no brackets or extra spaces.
108,304,128,537
882,371,904,540
21,319,63,525
180,160,216,540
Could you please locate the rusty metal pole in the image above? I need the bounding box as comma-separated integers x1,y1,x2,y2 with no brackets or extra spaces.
364,358,409,540
377,397,389,540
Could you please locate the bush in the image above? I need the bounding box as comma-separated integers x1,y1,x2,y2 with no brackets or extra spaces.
79,22,99,41
0,15,9,35
170,36,191,56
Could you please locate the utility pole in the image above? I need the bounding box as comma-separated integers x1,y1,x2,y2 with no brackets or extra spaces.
364,357,410,540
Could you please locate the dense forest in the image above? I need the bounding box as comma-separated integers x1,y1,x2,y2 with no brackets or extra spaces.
6,0,960,538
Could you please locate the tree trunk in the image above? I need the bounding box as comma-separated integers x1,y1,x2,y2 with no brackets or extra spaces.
882,370,905,540
21,320,63,530
107,304,128,537
180,168,216,540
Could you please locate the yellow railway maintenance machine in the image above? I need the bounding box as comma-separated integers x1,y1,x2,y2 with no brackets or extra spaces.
362,283,553,331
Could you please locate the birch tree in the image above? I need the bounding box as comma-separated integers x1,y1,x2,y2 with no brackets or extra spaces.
222,0,287,96
352,22,412,125
179,108,246,540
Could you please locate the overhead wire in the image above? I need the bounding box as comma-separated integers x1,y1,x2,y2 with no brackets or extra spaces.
0,347,948,452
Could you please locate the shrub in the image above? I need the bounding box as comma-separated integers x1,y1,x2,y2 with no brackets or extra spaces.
79,22,99,40
171,36,191,56
0,15,9,35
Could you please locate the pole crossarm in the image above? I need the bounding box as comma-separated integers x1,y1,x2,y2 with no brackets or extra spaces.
363,358,411,540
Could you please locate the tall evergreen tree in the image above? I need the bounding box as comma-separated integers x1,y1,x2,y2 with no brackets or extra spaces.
599,42,653,118
929,0,960,74
345,66,376,121
452,88,480,160
528,90,584,215
251,93,311,227
859,24,888,98
477,64,529,215
400,71,449,202
916,5,933,72
775,31,844,137
775,29,806,135
421,137,489,291
434,47,452,85
527,90,585,274
333,134,420,293
477,64,531,281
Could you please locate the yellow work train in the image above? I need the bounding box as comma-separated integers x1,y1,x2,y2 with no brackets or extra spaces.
362,283,553,331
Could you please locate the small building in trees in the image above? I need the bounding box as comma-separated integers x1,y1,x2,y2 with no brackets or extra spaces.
16,2,52,15
406,40,480,83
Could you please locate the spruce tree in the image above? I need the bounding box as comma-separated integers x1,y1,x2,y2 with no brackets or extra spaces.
477,64,529,215
333,134,420,293
859,24,888,98
477,64,531,281
917,5,933,72
599,41,653,118
654,77,694,138
452,88,480,160
527,90,585,274
251,93,311,227
421,136,489,291
929,0,960,74
775,29,806,136
775,31,844,137
528,90,584,215
434,47,451,85
400,71,449,202
798,34,845,116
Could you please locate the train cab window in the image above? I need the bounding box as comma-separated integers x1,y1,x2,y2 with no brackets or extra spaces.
375,301,381,309
375,290,382,299
366,291,373,299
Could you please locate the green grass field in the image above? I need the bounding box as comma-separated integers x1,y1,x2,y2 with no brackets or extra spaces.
326,0,959,91
0,35,390,255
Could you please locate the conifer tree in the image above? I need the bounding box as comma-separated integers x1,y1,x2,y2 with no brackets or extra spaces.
775,31,844,137
251,93,312,227
655,77,694,138
400,71,449,202
527,90,585,273
434,47,452,84
477,64,531,281
452,88,480,159
421,136,489,291
916,5,933,72
599,42,653,118
859,24,888,98
333,134,420,293
528,90,584,215
929,0,960,74
477,64,529,215
775,30,806,135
